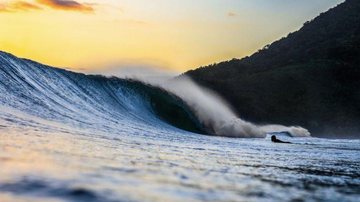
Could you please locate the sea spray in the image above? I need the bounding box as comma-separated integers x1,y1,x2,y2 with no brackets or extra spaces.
260,125,311,137
161,77,264,137
113,67,311,138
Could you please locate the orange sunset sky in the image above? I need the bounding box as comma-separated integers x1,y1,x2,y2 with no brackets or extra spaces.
0,0,343,73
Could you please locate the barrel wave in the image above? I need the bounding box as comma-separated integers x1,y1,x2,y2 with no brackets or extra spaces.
0,51,310,138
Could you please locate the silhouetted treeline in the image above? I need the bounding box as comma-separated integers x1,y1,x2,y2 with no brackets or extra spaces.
184,0,360,138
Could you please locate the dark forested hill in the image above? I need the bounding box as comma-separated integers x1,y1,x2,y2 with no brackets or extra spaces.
184,0,360,138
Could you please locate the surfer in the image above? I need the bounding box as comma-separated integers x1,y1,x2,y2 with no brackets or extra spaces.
271,135,291,144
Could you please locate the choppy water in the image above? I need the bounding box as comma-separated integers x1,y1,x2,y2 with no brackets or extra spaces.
1,126,360,202
0,51,359,201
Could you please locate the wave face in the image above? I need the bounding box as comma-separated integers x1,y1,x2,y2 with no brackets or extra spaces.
0,51,310,137
0,51,208,136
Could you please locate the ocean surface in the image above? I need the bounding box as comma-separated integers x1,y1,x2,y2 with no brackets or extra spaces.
0,51,359,202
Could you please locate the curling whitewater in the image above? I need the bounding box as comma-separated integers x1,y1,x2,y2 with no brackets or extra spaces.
0,51,359,202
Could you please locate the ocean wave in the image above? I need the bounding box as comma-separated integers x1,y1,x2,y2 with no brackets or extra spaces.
0,51,310,138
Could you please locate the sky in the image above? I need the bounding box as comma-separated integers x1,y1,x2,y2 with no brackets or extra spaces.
0,0,344,73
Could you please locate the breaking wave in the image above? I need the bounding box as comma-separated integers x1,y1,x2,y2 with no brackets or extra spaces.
0,51,310,138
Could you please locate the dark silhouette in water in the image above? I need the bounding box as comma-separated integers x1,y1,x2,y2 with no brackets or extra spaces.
271,135,291,144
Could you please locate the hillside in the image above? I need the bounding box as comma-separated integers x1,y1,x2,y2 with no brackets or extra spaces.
185,0,360,138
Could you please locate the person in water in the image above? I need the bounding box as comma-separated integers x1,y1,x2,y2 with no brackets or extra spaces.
271,135,291,144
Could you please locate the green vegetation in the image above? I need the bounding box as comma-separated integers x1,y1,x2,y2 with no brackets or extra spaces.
185,0,360,138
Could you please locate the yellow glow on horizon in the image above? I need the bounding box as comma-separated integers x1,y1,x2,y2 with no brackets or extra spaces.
0,0,344,72
0,12,248,71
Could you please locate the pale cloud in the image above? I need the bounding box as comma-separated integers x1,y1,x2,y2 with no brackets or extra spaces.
0,0,94,13
0,1,41,12
228,12,237,17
